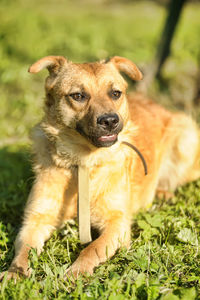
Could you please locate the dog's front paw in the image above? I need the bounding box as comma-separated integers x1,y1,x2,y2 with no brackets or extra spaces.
0,265,31,282
65,257,94,280
0,270,22,283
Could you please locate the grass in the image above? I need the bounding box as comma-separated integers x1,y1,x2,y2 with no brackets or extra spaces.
0,0,200,299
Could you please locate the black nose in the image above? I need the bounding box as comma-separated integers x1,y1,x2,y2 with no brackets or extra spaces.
97,113,119,130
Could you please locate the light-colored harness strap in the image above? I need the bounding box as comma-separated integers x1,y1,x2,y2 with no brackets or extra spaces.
78,165,92,244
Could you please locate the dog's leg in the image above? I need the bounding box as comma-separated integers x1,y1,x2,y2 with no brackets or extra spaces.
66,211,130,278
0,167,75,281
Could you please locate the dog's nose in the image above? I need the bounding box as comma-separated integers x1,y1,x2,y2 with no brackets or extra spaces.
97,113,119,130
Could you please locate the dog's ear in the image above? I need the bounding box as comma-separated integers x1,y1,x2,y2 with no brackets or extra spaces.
28,56,67,75
109,56,143,81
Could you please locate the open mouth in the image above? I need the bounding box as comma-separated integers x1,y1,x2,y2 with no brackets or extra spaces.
94,133,118,147
98,134,117,143
76,124,119,148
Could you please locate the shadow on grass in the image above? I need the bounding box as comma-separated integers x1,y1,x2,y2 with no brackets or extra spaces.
0,145,34,269
0,145,33,226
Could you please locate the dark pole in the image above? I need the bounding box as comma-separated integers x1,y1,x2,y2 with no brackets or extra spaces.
138,0,187,93
155,0,187,78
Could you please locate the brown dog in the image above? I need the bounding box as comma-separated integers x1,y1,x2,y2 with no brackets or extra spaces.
1,56,200,280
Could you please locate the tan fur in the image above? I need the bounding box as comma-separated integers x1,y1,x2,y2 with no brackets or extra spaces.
1,56,200,280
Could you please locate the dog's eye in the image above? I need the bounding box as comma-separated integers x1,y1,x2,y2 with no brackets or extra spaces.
69,93,86,102
110,90,122,100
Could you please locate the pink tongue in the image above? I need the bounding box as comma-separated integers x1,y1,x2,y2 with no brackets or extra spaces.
98,134,117,142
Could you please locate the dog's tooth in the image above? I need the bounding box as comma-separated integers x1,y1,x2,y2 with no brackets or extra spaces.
98,134,117,142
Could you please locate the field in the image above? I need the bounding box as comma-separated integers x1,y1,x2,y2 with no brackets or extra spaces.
0,0,200,299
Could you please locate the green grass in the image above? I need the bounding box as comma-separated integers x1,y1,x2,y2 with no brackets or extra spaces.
1,0,200,299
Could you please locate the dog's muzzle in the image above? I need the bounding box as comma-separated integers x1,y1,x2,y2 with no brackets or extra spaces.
76,113,123,148
95,113,120,147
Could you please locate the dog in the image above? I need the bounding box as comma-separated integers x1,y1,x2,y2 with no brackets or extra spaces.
1,55,200,280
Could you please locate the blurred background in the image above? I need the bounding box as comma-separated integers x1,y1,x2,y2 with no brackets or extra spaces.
0,0,200,145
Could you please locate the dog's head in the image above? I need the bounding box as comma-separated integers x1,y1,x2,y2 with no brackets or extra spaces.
29,56,142,148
